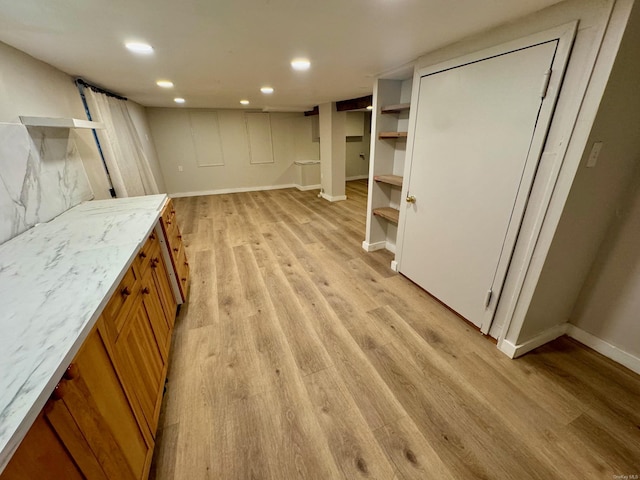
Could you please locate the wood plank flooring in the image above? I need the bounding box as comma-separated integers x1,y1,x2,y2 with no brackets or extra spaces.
151,180,640,479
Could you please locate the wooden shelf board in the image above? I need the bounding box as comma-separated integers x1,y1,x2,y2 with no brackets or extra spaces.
378,131,408,139
373,207,400,224
20,116,105,130
374,174,403,187
381,103,410,114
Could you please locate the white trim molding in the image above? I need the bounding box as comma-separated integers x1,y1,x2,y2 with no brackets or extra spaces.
498,323,568,358
346,174,369,181
169,183,297,198
295,183,321,191
320,193,347,202
566,325,640,375
362,240,387,252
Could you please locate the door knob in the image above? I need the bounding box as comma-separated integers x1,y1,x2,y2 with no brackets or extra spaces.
406,195,416,203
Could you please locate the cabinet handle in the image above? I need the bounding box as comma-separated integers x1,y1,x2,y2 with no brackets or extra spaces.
166,220,172,225
121,286,131,297
184,262,188,266
171,210,176,215
151,258,159,268
173,247,179,253
64,364,79,380
51,383,66,401
142,287,150,295
139,251,147,259
150,232,156,240
181,278,187,282
178,235,182,239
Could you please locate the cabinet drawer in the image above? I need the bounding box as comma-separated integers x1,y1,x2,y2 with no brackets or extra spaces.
160,199,176,237
102,266,140,340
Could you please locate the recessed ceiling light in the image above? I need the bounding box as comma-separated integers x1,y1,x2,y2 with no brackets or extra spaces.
125,42,153,54
260,86,274,94
240,100,250,105
366,105,373,110
291,58,311,71
156,80,174,88
174,97,186,104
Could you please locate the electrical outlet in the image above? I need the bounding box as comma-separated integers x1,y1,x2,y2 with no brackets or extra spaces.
178,165,183,172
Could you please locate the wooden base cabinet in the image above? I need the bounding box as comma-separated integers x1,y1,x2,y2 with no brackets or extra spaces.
0,413,84,480
159,199,190,301
2,218,182,480
3,327,154,480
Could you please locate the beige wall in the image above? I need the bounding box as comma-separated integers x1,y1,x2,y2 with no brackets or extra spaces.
563,1,640,360
570,168,640,359
346,112,371,179
146,108,318,195
0,41,108,199
514,0,640,346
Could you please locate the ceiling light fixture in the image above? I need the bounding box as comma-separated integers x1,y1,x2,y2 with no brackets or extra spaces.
291,58,311,71
260,86,274,94
156,80,174,88
125,42,154,54
240,100,250,105
174,97,186,104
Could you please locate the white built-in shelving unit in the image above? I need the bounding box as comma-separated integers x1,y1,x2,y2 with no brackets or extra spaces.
363,76,413,268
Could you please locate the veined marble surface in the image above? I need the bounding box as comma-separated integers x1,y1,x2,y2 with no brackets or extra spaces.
0,123,93,245
0,193,167,472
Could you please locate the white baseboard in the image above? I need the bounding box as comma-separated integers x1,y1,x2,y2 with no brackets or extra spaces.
169,183,297,198
346,174,369,181
385,241,396,254
295,184,321,191
566,325,640,375
362,240,386,252
498,323,568,358
320,192,347,202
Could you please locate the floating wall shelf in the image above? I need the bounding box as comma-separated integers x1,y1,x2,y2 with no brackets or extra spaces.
381,103,411,114
20,116,105,130
378,131,408,139
374,174,403,187
373,207,400,224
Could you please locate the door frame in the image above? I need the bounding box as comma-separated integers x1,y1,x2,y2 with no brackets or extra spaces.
396,21,578,335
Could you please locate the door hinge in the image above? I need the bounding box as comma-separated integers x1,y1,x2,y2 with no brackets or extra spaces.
540,69,552,99
484,289,493,308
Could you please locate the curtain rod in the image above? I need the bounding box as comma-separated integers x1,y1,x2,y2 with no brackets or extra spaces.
74,78,127,101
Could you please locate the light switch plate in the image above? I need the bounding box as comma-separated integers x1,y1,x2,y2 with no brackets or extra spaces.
587,141,603,168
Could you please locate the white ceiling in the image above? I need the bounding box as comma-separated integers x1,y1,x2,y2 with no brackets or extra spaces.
0,0,563,110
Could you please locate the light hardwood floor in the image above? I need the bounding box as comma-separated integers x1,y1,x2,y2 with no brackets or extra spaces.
151,180,640,479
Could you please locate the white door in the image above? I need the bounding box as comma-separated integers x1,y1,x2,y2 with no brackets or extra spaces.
400,41,558,329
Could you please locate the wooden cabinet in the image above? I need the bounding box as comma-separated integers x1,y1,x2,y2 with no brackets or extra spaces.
48,328,154,479
0,412,84,480
2,213,184,480
363,77,413,268
3,327,155,480
159,198,190,301
109,290,166,437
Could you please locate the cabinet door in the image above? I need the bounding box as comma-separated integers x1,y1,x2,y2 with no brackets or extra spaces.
0,412,84,480
142,267,170,360
47,328,154,479
114,292,166,436
151,246,177,329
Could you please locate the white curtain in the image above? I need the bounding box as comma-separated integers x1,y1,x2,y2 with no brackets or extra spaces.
85,89,159,197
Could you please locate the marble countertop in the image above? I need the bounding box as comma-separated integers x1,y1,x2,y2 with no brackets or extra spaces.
0,193,167,472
